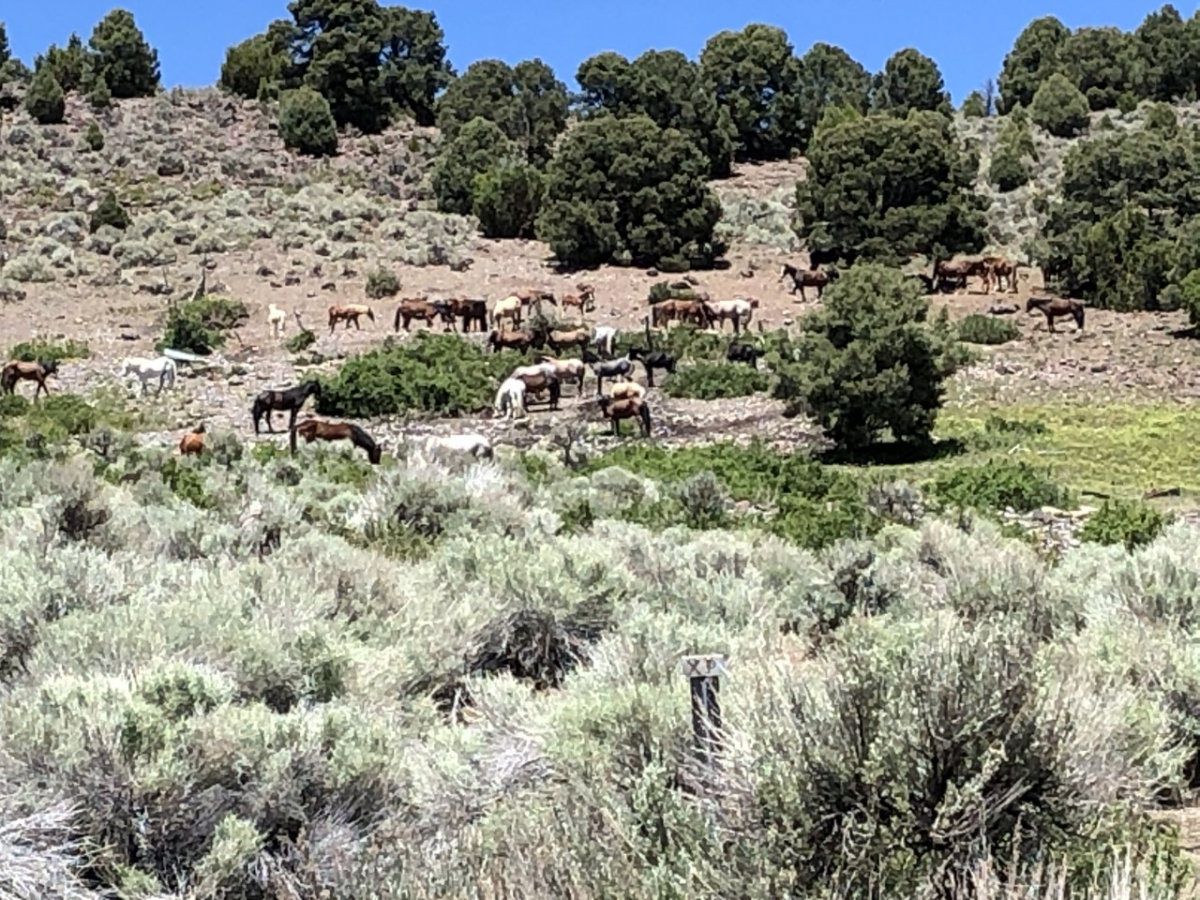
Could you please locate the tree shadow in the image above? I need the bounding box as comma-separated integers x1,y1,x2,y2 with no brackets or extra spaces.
1169,326,1198,340
819,436,968,467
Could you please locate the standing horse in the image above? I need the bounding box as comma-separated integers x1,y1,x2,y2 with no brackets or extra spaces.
251,379,322,438
1026,296,1084,333
295,417,383,464
780,263,834,301
628,348,676,388
328,304,376,334
121,355,178,395
704,298,759,334
179,424,206,456
267,304,288,338
1,359,58,399
598,395,652,438
494,377,528,419
589,355,635,395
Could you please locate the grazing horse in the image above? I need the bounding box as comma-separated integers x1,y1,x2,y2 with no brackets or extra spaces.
705,297,759,334
535,355,588,394
267,303,287,338
393,297,451,332
561,283,596,318
546,327,591,355
178,424,206,456
494,376,529,419
121,355,177,395
779,263,834,301
487,328,543,353
509,364,562,411
932,258,987,294
981,256,1018,294
1,358,58,399
727,342,764,367
295,417,383,464
589,354,635,395
628,347,676,388
651,298,711,329
1026,296,1084,333
590,325,619,358
328,304,375,334
404,432,495,463
251,379,322,435
598,394,652,438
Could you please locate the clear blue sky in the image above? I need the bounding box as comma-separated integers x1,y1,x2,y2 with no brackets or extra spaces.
4,1,1189,103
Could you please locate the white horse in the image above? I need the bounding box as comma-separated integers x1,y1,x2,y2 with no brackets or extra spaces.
590,325,618,357
120,355,177,395
408,432,495,463
494,377,528,419
267,303,287,338
704,297,759,334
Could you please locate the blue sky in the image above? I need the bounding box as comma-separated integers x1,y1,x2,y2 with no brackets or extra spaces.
3,1,1189,103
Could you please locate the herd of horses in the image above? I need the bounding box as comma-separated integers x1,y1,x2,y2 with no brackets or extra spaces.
0,256,1089,466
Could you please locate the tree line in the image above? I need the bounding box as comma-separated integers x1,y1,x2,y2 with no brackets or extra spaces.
4,3,1200,297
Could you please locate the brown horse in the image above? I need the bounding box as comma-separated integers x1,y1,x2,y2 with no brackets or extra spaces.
328,304,376,334
441,297,489,333
1,358,58,399
1026,296,1084,332
487,328,545,353
651,298,711,329
178,424,206,455
932,258,987,293
509,366,562,411
546,327,591,355
779,263,834,301
981,255,1018,294
393,297,451,332
598,394,652,438
294,417,383,464
561,283,596,318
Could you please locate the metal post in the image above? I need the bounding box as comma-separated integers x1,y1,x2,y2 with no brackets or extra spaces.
681,654,726,768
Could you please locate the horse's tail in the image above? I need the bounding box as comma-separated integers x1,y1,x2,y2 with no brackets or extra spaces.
393,305,402,332
1074,303,1085,329
639,401,652,437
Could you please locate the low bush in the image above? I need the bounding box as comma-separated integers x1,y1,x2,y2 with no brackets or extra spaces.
364,266,400,300
159,295,249,355
316,333,526,418
927,460,1072,515
1078,498,1170,550
662,361,769,399
958,313,1019,345
7,337,90,362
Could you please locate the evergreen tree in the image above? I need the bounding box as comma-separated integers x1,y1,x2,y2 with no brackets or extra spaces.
88,8,161,98
24,66,65,125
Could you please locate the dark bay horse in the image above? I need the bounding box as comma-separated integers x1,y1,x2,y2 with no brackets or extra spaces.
295,417,382,464
251,379,322,441
1,358,58,399
1026,296,1084,333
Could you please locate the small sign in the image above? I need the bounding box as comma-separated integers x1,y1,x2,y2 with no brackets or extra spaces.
681,654,727,679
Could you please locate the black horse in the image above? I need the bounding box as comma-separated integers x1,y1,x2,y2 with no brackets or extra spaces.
251,380,323,451
726,342,764,367
628,347,676,388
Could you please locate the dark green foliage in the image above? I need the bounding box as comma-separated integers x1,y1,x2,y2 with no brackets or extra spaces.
364,266,400,300
87,76,111,109
870,48,952,117
960,91,987,117
282,0,453,132
1078,499,1169,550
576,49,736,178
770,264,962,451
988,116,1034,192
8,337,90,362
1039,121,1200,311
284,328,316,354
661,362,769,400
1056,27,1135,111
435,58,568,166
89,191,130,232
927,461,1071,515
0,22,27,86
24,67,65,125
34,34,89,94
0,22,9,72
218,29,289,100
1133,5,1196,103
1179,269,1200,327
472,161,543,239
278,86,338,157
159,296,249,356
1146,101,1180,134
1029,72,1091,137
699,23,803,161
432,117,519,216
997,16,1070,114
316,333,525,418
536,114,724,271
87,9,161,99
796,110,987,267
84,121,104,152
793,43,871,152
958,314,1019,345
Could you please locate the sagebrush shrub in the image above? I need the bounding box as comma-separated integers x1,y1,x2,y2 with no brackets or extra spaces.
958,313,1019,344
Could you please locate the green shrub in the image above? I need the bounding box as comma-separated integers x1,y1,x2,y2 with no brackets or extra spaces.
316,333,525,418
87,77,112,110
472,161,543,239
159,296,249,356
1078,499,1169,550
284,328,316,354
927,460,1072,515
662,362,768,399
8,338,90,362
957,314,1019,344
1030,72,1090,138
24,66,65,125
89,191,130,233
84,121,104,152
364,266,400,300
278,86,338,157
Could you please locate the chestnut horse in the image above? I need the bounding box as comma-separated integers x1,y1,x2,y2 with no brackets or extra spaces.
294,417,383,464
1,358,58,399
179,424,206,455
598,394,652,437
328,304,376,334
1026,296,1084,332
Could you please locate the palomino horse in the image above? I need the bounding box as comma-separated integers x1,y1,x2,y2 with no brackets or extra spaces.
178,424,206,455
779,263,834,301
121,355,177,395
605,379,646,401
327,304,375,334
1026,296,1084,333
545,327,591,355
251,379,322,437
494,377,528,419
598,394,652,438
535,355,588,394
1,358,58,399
704,297,759,334
295,417,383,464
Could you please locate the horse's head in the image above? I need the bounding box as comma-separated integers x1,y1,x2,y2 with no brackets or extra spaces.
627,347,646,361
1025,297,1040,312
40,359,59,376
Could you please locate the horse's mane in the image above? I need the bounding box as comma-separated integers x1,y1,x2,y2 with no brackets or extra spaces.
345,422,377,452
